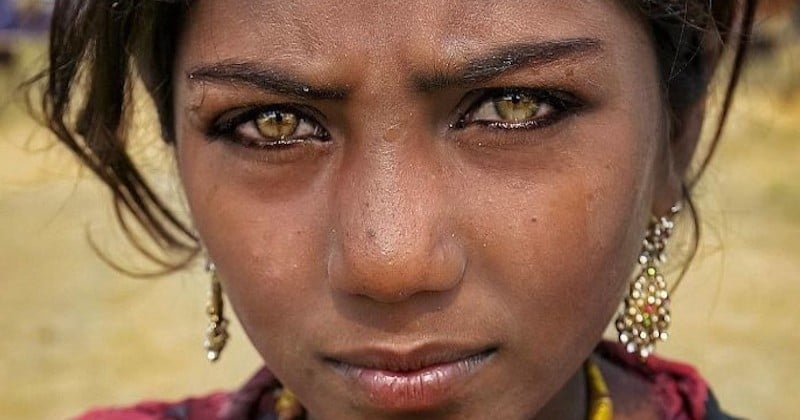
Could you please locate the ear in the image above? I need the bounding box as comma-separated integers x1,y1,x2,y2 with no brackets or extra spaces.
654,31,724,216
674,94,708,172
654,95,706,216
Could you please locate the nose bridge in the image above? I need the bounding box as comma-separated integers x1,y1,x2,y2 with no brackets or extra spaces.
355,136,422,257
328,133,463,302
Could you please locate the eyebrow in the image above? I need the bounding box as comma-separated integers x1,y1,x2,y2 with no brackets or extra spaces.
186,62,348,100
414,38,603,92
185,37,603,99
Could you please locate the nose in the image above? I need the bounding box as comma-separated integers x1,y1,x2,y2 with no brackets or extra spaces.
327,140,465,303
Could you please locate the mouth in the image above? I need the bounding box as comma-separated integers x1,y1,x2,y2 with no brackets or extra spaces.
323,343,498,411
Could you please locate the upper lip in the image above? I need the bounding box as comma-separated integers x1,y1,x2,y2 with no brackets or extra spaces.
322,342,497,373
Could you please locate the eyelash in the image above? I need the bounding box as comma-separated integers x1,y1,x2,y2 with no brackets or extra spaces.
208,105,330,148
206,88,583,151
454,88,584,131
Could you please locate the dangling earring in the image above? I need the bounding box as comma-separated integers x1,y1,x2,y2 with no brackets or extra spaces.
204,261,229,362
616,203,682,360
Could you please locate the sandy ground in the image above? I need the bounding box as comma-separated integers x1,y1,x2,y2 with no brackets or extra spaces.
1,34,798,419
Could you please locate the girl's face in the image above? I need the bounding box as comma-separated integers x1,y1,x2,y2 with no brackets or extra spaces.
174,0,679,418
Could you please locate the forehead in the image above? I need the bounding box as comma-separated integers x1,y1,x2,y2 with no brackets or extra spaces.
179,0,644,68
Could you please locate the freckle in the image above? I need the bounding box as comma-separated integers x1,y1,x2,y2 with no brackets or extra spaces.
385,124,403,143
531,217,538,223
566,69,575,77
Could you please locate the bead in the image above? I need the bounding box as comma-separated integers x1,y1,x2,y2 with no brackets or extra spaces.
275,389,304,420
585,360,614,420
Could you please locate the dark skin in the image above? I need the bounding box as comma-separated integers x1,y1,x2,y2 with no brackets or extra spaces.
173,0,694,418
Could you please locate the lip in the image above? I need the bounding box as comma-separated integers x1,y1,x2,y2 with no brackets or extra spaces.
323,343,497,411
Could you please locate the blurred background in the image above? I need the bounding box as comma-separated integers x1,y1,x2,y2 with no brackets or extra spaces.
1,1,798,418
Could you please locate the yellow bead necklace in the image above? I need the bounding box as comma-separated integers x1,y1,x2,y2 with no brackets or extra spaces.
585,359,614,420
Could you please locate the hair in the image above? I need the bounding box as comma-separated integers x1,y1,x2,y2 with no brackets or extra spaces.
28,0,757,275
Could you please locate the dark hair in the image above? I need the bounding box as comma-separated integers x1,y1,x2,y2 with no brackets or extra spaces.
28,0,757,275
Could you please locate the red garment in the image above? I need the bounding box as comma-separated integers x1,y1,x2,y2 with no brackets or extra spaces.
596,341,718,420
77,342,727,420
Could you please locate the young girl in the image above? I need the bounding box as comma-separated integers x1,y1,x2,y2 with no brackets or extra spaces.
36,0,755,418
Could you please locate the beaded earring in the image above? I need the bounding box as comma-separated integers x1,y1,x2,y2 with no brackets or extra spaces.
616,203,682,360
204,261,229,362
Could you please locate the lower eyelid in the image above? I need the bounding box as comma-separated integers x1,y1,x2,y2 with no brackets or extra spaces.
467,107,562,129
222,136,336,165
241,137,306,149
483,116,559,130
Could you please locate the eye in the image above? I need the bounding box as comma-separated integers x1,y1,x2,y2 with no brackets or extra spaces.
210,106,329,149
458,89,582,130
256,110,300,139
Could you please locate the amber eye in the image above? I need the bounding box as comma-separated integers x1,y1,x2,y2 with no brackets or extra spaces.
462,89,570,129
493,93,540,122
255,110,300,139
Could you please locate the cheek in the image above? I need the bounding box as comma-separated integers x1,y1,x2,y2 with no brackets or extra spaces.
457,103,661,363
176,132,332,366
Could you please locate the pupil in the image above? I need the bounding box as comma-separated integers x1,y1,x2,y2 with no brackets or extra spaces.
274,112,283,123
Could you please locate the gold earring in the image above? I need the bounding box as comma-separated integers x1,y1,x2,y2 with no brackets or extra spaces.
204,261,229,362
616,203,681,360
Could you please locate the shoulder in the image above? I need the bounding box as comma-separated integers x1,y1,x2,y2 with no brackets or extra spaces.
75,368,280,420
595,341,738,420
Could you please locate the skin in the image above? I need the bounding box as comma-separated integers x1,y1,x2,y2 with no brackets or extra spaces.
173,0,693,418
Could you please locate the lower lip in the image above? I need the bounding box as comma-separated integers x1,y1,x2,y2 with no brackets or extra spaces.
329,350,495,411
